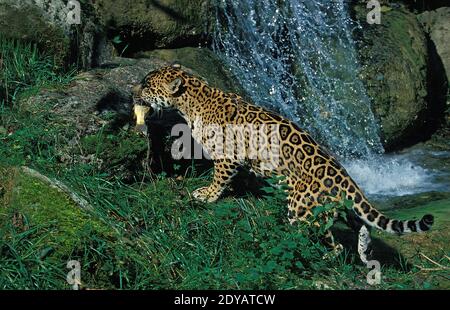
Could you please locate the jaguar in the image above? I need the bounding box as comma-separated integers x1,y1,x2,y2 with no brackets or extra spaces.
132,64,434,262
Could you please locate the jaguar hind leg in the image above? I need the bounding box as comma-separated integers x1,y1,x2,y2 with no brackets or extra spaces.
317,213,343,258
357,225,372,264
287,182,343,257
346,209,373,264
286,180,312,225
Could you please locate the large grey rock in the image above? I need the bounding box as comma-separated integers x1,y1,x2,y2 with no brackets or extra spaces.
0,0,112,69
353,5,430,150
93,0,213,53
418,7,450,127
20,57,166,134
135,47,246,95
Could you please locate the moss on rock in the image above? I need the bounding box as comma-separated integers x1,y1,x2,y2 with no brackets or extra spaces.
0,0,69,68
0,165,114,260
353,4,430,150
0,0,112,69
379,199,450,288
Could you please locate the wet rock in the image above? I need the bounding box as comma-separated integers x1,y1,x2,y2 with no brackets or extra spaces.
93,0,213,54
353,5,431,150
418,7,450,128
0,0,113,69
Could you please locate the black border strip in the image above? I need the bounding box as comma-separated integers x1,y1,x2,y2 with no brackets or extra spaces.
0,290,444,308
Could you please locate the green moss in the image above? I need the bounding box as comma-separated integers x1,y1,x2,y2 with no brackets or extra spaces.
354,5,429,149
381,198,450,254
374,199,450,286
384,199,450,229
0,166,114,258
383,10,427,66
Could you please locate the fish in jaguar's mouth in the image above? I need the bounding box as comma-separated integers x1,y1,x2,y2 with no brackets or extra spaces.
133,104,152,135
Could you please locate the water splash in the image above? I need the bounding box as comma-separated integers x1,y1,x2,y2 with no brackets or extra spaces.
343,156,436,197
213,0,383,158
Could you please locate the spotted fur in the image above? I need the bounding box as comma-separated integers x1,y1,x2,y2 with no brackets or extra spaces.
133,65,434,261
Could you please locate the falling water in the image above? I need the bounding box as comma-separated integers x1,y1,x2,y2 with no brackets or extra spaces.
213,0,383,158
213,0,443,197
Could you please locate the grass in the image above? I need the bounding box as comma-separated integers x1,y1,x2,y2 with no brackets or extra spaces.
1,159,448,289
0,36,449,290
0,36,75,105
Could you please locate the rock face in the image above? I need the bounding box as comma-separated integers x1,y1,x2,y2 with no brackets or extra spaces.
0,0,112,69
20,57,168,179
418,7,450,85
354,5,433,150
93,0,213,54
418,7,450,127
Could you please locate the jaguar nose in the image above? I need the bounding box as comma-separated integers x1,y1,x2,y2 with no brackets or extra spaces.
132,84,142,96
133,97,144,106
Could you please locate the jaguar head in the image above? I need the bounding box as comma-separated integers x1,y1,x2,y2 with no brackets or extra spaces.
132,65,185,134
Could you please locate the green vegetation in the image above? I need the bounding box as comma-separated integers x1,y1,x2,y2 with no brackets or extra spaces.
1,156,448,289
79,129,148,176
0,37,75,105
0,37,448,290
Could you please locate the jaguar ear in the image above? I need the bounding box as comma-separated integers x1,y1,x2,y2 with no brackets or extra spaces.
167,77,184,96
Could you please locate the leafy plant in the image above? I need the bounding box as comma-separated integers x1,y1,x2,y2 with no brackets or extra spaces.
111,35,129,58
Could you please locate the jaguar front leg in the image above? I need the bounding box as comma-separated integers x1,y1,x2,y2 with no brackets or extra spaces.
192,159,239,203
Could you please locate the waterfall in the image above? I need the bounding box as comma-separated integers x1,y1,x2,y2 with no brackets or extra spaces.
213,0,383,159
213,0,441,197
